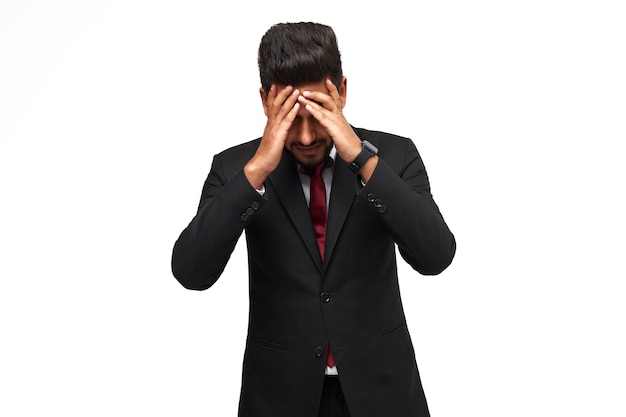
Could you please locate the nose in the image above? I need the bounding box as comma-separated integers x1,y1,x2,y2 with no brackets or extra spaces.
298,117,316,145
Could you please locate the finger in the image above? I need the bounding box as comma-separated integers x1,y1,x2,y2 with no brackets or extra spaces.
283,101,300,125
268,85,292,113
271,85,293,111
276,88,300,120
297,95,318,112
299,96,326,122
301,90,334,110
325,79,343,108
270,87,299,117
267,84,284,114
267,84,277,102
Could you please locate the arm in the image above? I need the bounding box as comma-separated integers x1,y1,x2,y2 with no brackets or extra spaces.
172,85,300,290
360,136,456,275
298,81,455,274
171,155,266,290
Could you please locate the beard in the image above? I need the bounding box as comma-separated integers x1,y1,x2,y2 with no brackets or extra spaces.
289,140,333,171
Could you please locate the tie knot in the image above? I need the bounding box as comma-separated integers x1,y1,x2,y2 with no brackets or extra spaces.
306,162,326,177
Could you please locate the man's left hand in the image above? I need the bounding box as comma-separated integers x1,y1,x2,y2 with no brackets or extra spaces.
298,79,378,181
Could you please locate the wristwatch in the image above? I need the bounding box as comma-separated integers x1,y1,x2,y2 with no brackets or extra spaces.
348,140,378,173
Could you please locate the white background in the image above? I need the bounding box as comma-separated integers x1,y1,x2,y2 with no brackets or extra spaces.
1,1,624,416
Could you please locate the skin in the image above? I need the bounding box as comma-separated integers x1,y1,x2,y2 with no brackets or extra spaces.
244,77,378,189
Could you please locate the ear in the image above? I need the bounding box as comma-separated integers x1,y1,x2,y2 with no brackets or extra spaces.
259,87,269,117
338,76,348,109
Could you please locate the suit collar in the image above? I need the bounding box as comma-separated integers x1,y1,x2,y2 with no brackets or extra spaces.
268,151,322,270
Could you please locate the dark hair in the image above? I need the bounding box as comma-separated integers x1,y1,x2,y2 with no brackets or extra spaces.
258,22,343,94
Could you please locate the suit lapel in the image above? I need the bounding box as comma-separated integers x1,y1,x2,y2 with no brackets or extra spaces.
324,127,365,268
324,157,357,270
268,151,323,271
267,151,357,273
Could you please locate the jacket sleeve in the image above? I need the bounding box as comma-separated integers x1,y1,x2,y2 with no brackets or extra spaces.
171,154,267,290
359,137,456,275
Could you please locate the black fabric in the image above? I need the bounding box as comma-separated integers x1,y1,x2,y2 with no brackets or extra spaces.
172,128,455,416
318,377,351,417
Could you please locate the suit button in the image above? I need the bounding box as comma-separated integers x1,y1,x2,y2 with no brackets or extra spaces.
367,193,376,202
251,200,260,210
320,292,330,303
246,207,254,216
373,199,382,208
378,205,387,214
314,345,325,358
240,213,249,221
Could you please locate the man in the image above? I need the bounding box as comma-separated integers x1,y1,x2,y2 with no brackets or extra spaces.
172,22,456,417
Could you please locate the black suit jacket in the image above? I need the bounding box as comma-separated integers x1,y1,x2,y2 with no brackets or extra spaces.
172,127,456,417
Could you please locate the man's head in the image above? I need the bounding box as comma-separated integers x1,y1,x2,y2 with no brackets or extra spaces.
258,22,343,95
257,22,346,169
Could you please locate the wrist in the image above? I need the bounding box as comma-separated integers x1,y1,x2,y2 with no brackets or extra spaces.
358,155,378,183
348,140,378,173
244,159,271,190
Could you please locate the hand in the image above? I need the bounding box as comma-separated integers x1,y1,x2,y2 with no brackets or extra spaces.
297,79,363,163
245,85,300,189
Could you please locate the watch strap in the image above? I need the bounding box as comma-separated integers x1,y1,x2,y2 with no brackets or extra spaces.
348,140,378,173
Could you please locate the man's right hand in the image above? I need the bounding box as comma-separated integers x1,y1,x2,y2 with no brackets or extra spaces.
244,85,300,190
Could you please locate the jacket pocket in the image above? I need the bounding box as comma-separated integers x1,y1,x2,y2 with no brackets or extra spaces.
372,322,407,342
247,335,288,352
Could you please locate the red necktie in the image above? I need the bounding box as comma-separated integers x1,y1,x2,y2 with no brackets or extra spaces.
308,163,327,260
307,162,335,368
